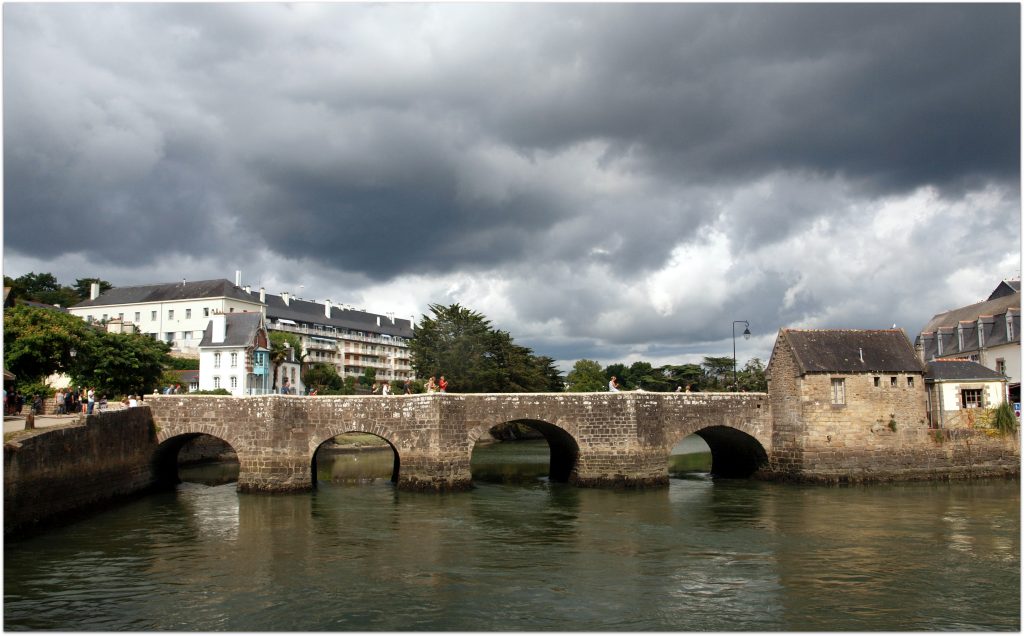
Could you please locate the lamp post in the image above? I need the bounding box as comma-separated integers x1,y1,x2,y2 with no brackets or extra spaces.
732,321,751,390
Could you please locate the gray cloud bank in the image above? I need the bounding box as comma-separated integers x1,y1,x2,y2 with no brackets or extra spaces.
4,3,1020,368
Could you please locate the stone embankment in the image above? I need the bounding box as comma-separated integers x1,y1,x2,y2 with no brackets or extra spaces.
4,408,156,536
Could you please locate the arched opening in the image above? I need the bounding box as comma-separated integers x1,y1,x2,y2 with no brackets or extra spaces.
670,426,768,479
311,432,400,488
471,419,579,484
152,433,239,489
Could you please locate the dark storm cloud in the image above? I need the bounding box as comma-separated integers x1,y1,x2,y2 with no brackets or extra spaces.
3,3,1019,367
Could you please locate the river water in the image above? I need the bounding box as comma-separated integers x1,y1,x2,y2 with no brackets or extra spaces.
4,438,1020,631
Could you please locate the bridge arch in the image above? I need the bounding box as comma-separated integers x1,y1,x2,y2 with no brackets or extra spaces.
469,417,581,483
152,431,241,489
310,429,401,486
667,426,768,478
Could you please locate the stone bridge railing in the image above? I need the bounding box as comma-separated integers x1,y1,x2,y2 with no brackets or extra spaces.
147,392,771,492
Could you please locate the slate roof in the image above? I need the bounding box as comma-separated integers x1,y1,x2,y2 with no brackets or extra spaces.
72,279,256,308
925,360,1006,382
198,312,266,348
919,291,1020,334
780,329,924,374
988,280,1021,301
245,290,414,338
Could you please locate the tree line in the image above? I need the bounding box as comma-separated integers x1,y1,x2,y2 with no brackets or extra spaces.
564,356,766,393
4,272,112,307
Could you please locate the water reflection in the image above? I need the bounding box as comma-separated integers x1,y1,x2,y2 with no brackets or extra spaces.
3,442,1019,631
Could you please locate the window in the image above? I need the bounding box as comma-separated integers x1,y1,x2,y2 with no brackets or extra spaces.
151,311,157,321
890,376,898,387
214,376,221,389
907,376,914,388
231,352,238,367
204,307,210,317
134,312,140,322
873,376,880,388
230,376,238,389
960,388,983,409
214,353,221,368
118,313,124,321
168,310,174,320
86,315,93,322
102,314,108,321
1008,315,1015,342
164,332,174,342
831,378,846,405
186,308,192,319
996,358,1006,375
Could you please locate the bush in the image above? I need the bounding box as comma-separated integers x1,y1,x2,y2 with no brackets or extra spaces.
992,401,1018,434
17,379,53,399
190,389,231,396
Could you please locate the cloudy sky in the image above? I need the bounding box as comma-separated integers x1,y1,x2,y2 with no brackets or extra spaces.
4,3,1020,370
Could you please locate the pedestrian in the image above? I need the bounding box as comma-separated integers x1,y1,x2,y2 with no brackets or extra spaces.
439,376,448,393
87,387,96,415
404,379,411,394
371,382,379,394
66,389,75,414
609,376,620,392
382,382,391,396
128,394,139,408
15,392,24,414
426,377,437,393
31,394,42,415
55,389,66,414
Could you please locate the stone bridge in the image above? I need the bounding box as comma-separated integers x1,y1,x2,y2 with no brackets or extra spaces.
148,392,771,492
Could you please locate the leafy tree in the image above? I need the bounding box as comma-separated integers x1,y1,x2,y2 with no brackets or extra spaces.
269,331,303,391
76,330,171,396
659,363,705,391
3,305,95,382
603,363,630,388
342,376,358,395
73,278,113,300
410,303,560,393
701,356,736,390
361,367,377,387
303,362,343,393
566,359,606,392
736,357,768,392
165,356,200,370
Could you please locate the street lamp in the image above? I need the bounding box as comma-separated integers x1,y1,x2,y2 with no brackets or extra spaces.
732,321,751,390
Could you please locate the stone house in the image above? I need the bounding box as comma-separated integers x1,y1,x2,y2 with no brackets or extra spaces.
198,312,272,396
766,329,928,476
924,359,1007,429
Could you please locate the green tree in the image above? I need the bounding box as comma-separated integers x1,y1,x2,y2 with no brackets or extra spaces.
566,359,606,392
83,331,171,396
361,367,377,387
659,363,704,391
3,305,95,382
603,363,630,388
409,303,560,393
737,357,768,392
269,331,302,391
303,362,343,393
73,277,113,300
701,356,736,390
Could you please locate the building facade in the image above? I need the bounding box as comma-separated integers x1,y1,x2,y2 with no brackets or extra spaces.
197,313,271,396
69,274,416,384
923,359,1007,429
915,280,1020,403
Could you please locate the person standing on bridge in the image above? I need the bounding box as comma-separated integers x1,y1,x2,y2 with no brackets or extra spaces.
439,376,448,393
382,382,391,396
609,376,620,392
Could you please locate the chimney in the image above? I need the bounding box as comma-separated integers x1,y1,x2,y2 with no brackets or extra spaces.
858,347,864,364
325,299,332,318
387,312,395,324
211,314,227,344
244,285,251,294
282,292,290,306
376,316,381,327
90,283,100,300
235,270,242,287
259,287,265,303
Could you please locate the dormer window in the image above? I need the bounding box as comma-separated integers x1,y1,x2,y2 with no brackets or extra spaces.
957,325,965,351
1008,314,1015,342
978,319,985,349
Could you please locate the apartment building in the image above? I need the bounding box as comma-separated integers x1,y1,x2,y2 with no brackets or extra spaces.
69,274,416,383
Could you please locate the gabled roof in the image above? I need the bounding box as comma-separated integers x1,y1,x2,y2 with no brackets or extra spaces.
246,290,414,338
988,280,1021,301
920,291,1020,333
72,279,258,308
198,312,266,348
925,360,1006,382
779,329,924,374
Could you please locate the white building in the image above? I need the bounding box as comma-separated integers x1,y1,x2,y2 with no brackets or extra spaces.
69,273,416,383
916,280,1020,404
69,277,263,355
197,312,272,396
924,359,1008,429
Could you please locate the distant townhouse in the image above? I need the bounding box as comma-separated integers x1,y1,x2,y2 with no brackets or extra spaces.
68,273,416,384
915,280,1020,403
924,359,1007,429
197,312,271,396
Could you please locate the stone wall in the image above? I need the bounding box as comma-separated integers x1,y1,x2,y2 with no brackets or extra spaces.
4,408,157,536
